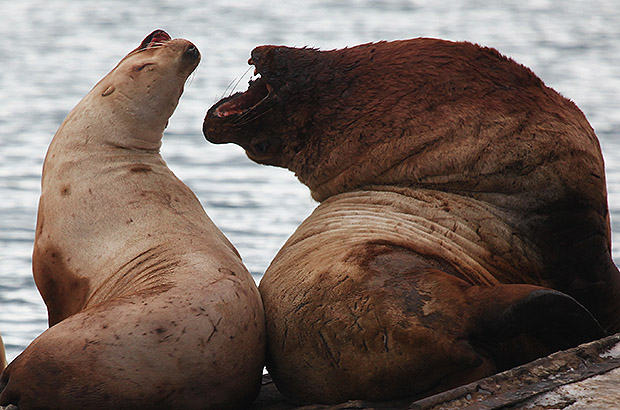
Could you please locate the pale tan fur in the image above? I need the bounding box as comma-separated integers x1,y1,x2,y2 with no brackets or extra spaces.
1,34,265,410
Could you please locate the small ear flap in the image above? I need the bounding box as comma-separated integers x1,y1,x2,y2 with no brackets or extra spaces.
466,285,606,369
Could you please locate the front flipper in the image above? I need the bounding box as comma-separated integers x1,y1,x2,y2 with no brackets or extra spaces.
466,284,606,370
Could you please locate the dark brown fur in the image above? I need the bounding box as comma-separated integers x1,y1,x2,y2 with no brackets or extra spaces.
204,38,620,403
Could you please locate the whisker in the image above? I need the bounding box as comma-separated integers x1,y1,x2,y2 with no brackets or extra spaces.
232,108,273,127
233,95,271,123
231,65,254,94
220,66,253,100
220,78,238,100
232,104,261,123
185,71,196,86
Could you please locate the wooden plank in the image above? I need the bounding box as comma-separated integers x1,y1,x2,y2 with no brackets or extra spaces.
2,334,619,409
252,333,620,409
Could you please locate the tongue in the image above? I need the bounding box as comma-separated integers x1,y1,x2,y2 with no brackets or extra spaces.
139,29,171,49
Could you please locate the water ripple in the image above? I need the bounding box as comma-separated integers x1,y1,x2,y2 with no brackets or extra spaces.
1,0,619,363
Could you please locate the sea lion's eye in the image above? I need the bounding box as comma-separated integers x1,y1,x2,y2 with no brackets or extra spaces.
134,63,154,72
254,141,270,154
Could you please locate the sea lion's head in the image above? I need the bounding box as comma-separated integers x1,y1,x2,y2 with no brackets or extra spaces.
204,39,605,209
85,30,200,149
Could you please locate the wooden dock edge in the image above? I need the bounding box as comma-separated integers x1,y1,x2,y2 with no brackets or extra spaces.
253,332,620,409
1,333,619,409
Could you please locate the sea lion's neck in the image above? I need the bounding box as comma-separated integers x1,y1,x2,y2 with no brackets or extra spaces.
55,91,165,152
298,99,606,208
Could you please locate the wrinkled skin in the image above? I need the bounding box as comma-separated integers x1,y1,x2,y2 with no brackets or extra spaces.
0,31,265,410
203,38,620,404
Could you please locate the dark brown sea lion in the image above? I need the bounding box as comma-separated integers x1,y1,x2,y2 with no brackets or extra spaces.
0,30,265,410
203,38,620,404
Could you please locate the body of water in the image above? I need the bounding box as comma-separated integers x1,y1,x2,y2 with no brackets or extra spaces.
1,0,619,363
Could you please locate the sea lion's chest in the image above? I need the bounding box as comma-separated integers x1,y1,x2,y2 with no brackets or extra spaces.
36,143,208,282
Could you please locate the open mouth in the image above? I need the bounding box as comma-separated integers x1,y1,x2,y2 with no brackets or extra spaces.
212,59,271,118
139,29,172,50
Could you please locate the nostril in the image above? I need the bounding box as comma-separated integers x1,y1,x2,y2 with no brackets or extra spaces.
185,44,200,60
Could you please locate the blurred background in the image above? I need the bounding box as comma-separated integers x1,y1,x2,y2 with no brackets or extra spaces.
1,0,619,363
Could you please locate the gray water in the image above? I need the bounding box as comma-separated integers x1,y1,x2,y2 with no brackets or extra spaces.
1,0,619,363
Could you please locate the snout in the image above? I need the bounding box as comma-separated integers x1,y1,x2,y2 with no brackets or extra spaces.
174,39,200,75
183,42,200,62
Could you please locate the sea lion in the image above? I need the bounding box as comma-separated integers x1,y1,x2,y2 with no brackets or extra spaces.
0,30,265,410
203,38,620,403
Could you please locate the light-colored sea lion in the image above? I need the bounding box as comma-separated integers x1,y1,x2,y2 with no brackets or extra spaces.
0,30,265,410
203,38,620,403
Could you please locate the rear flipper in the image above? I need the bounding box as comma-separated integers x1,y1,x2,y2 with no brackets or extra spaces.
465,284,606,371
